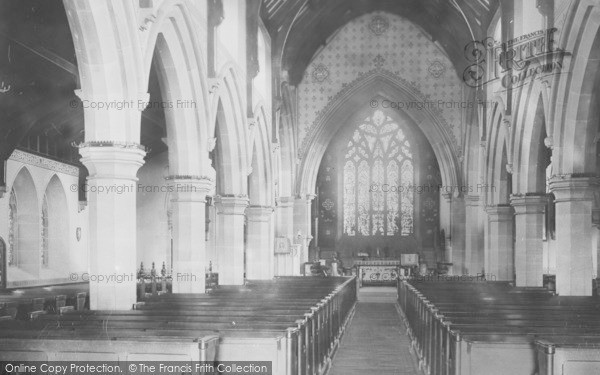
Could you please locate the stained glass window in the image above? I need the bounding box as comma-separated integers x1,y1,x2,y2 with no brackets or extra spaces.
343,110,414,236
41,195,49,267
8,189,17,266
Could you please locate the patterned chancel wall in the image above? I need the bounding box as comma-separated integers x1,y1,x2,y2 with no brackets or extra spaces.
297,12,465,159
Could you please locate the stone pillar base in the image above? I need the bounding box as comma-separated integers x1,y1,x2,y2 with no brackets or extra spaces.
485,205,514,281
215,196,249,285
549,177,596,296
511,195,546,287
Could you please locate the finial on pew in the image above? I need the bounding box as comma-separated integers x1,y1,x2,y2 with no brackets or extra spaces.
161,262,167,277
137,262,145,279
151,262,156,278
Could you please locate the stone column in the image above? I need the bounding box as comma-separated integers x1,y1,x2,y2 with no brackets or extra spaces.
215,195,249,285
592,224,600,281
549,176,596,296
168,176,213,293
485,205,514,281
439,192,453,272
510,195,546,287
246,206,275,280
464,195,484,276
451,195,466,275
79,144,145,310
294,194,315,268
274,196,295,276
593,201,600,281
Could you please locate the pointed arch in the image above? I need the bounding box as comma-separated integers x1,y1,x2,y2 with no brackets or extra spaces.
249,104,274,206
513,90,551,194
486,102,512,205
64,0,145,141
297,72,461,197
209,66,250,195
144,1,211,175
42,175,69,273
8,167,39,276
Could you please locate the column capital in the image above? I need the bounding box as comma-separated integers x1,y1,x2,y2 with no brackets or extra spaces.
215,195,249,215
485,204,513,221
165,176,214,202
441,192,453,202
464,194,480,206
276,196,295,207
548,175,598,202
79,145,146,178
295,193,316,203
246,206,275,222
510,194,547,215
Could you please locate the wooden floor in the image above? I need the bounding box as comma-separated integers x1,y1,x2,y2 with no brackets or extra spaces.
329,287,419,375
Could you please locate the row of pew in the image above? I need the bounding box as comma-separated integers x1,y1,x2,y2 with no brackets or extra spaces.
0,284,88,320
0,276,357,375
397,279,600,375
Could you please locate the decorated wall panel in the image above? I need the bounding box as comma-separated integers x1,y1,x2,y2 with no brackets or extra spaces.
297,11,465,160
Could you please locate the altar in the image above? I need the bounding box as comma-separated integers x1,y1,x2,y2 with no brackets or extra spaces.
354,260,402,287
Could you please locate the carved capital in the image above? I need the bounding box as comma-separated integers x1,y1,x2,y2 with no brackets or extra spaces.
506,163,513,174
208,78,220,94
276,196,295,207
246,206,275,222
548,175,599,203
214,195,249,215
485,204,514,221
510,194,547,215
544,137,554,149
248,117,257,131
208,137,217,152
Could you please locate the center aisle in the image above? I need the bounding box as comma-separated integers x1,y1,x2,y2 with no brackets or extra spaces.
329,287,419,375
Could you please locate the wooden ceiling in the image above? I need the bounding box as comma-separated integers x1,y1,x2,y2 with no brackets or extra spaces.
261,0,500,85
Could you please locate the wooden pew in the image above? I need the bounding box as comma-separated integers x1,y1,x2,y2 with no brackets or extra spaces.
536,336,600,375
0,276,357,375
0,286,88,320
397,279,600,375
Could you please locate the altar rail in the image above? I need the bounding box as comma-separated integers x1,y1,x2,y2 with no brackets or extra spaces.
397,279,600,375
0,276,357,375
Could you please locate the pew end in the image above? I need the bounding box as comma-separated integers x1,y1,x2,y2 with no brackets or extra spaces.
536,337,600,375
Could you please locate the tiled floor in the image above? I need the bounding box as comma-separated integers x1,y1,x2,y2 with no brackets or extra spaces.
329,287,419,375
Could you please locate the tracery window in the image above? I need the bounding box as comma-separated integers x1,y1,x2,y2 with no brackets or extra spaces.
8,189,17,266
41,195,49,267
343,110,414,236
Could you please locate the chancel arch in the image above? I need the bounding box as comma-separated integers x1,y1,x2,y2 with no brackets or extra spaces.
297,74,461,198
314,105,441,264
